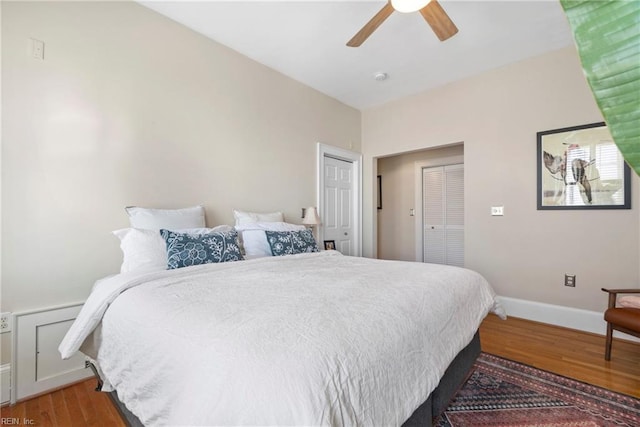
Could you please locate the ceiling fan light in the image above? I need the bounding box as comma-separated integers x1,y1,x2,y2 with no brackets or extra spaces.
391,0,431,13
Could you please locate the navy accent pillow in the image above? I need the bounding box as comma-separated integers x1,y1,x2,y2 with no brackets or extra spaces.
265,229,319,256
160,229,243,269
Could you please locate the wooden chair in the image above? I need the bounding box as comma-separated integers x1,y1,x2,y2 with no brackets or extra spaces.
601,288,640,360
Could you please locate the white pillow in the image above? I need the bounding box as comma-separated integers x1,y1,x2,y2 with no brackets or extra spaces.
113,225,233,273
126,205,206,230
235,222,306,259
233,209,284,226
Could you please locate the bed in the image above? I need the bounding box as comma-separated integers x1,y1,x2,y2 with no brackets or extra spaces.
60,250,503,426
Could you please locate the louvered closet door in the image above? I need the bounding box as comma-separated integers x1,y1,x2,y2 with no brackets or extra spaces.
422,164,464,267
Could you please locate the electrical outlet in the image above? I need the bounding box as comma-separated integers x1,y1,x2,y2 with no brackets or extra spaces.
564,274,576,287
0,312,12,333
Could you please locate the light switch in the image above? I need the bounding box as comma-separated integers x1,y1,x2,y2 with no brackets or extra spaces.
491,206,504,216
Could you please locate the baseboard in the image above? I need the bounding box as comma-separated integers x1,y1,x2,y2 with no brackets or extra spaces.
1,364,10,404
497,296,640,342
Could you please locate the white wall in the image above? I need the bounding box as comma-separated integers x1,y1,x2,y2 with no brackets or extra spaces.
362,47,640,314
1,0,360,321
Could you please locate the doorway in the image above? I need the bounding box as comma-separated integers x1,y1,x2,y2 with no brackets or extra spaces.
376,145,463,261
316,143,362,256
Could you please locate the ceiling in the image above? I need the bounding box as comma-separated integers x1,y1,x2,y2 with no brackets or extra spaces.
139,1,575,110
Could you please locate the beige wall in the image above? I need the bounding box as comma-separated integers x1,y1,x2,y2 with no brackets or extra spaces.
377,145,463,260
2,3,638,366
362,46,640,314
1,0,360,321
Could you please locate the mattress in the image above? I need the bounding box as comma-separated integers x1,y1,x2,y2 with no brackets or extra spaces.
60,251,504,426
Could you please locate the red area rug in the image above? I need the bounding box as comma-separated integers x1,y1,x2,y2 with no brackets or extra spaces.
435,353,640,427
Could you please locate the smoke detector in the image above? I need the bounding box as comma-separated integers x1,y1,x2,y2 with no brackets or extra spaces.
374,72,388,81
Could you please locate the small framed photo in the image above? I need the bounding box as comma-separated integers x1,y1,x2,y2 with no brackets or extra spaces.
537,122,631,210
324,240,336,251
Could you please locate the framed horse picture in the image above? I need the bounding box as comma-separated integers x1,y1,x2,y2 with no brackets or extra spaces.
537,122,631,210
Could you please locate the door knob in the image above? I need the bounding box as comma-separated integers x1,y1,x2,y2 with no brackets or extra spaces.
344,232,348,236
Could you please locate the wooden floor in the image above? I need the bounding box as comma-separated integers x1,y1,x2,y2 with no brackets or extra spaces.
2,315,639,425
0,378,125,426
480,314,640,398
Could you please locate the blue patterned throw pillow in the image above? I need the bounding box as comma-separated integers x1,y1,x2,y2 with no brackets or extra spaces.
265,229,319,256
160,229,243,269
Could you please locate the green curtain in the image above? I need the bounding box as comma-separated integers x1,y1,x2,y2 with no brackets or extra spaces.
559,0,640,177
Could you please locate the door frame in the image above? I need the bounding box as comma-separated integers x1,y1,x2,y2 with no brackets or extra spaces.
414,155,464,262
317,143,362,256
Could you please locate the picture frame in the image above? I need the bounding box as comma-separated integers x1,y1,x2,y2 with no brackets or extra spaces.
537,122,631,210
324,240,336,251
377,175,382,210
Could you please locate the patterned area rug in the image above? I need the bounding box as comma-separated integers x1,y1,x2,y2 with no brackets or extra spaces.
435,353,640,427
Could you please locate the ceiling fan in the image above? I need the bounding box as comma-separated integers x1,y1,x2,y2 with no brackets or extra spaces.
347,0,458,47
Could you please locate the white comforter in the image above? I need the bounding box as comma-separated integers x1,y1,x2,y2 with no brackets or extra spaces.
60,251,504,426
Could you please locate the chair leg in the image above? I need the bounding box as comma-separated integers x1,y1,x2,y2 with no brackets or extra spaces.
605,323,613,361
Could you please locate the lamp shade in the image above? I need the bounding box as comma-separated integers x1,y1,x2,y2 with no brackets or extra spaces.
302,206,321,226
391,0,430,13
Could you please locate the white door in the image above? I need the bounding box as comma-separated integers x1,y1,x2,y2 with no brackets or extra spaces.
422,164,464,266
323,156,354,255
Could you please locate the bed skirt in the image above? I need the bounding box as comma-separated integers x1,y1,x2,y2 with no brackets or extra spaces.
402,330,481,426
100,331,481,427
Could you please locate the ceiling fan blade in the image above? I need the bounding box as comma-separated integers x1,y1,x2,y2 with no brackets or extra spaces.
419,0,458,41
347,3,395,47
